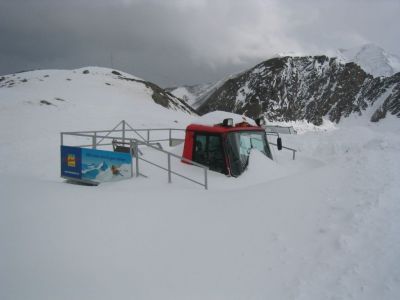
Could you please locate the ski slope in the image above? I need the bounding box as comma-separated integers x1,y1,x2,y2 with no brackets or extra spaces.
1,68,400,300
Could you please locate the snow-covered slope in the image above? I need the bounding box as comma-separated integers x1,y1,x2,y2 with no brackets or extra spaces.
0,66,196,116
1,68,400,300
338,43,400,77
168,83,214,108
0,66,197,179
168,71,246,110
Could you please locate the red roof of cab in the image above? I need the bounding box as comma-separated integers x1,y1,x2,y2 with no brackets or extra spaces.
186,123,264,133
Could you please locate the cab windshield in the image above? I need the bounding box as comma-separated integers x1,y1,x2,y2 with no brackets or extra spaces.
226,130,272,177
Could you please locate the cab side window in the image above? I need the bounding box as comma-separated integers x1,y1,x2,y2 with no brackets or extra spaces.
208,135,225,173
193,134,226,174
193,134,207,165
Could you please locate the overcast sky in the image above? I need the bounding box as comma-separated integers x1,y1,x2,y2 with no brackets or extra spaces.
1,0,399,86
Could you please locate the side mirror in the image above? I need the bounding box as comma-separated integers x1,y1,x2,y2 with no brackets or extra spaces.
277,137,282,151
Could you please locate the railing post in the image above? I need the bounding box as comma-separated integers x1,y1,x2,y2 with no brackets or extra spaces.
92,132,97,149
293,150,296,160
60,133,64,146
168,153,172,183
204,168,208,190
147,130,150,143
122,120,126,145
169,129,172,147
130,140,134,178
135,142,139,177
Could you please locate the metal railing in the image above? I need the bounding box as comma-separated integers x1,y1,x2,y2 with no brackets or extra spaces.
265,125,297,135
61,121,185,148
60,120,208,189
130,140,208,189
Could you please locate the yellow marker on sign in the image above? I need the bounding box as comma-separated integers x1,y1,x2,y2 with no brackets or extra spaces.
67,154,76,167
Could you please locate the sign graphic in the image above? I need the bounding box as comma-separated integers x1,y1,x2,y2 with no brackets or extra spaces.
61,146,132,183
67,154,76,167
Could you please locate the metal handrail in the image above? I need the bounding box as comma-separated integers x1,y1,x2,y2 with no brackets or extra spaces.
61,127,208,189
95,120,123,146
62,128,185,134
131,138,209,190
265,125,297,135
62,125,186,148
60,133,182,145
138,156,207,188
132,139,206,168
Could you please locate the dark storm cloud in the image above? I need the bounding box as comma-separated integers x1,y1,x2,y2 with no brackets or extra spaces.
1,0,399,86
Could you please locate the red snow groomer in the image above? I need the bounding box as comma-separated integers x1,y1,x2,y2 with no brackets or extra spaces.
182,117,281,177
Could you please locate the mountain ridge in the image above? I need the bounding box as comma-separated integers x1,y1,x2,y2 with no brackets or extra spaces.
170,44,400,124
197,55,400,124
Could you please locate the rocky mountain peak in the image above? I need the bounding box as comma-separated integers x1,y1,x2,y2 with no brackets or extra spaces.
197,55,400,125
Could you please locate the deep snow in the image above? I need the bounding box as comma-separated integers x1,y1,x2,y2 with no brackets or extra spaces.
1,68,400,300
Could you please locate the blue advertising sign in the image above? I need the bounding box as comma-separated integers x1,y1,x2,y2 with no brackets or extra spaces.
61,146,132,183
81,148,132,182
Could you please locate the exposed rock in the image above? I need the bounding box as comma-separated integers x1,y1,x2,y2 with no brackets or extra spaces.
117,75,197,115
40,100,53,105
198,56,400,124
370,73,400,122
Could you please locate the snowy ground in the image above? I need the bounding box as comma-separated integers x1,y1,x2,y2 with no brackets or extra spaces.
1,68,400,300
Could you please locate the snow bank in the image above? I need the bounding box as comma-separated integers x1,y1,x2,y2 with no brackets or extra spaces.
238,149,289,184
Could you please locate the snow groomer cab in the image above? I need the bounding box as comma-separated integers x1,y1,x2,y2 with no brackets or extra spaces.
182,116,281,176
